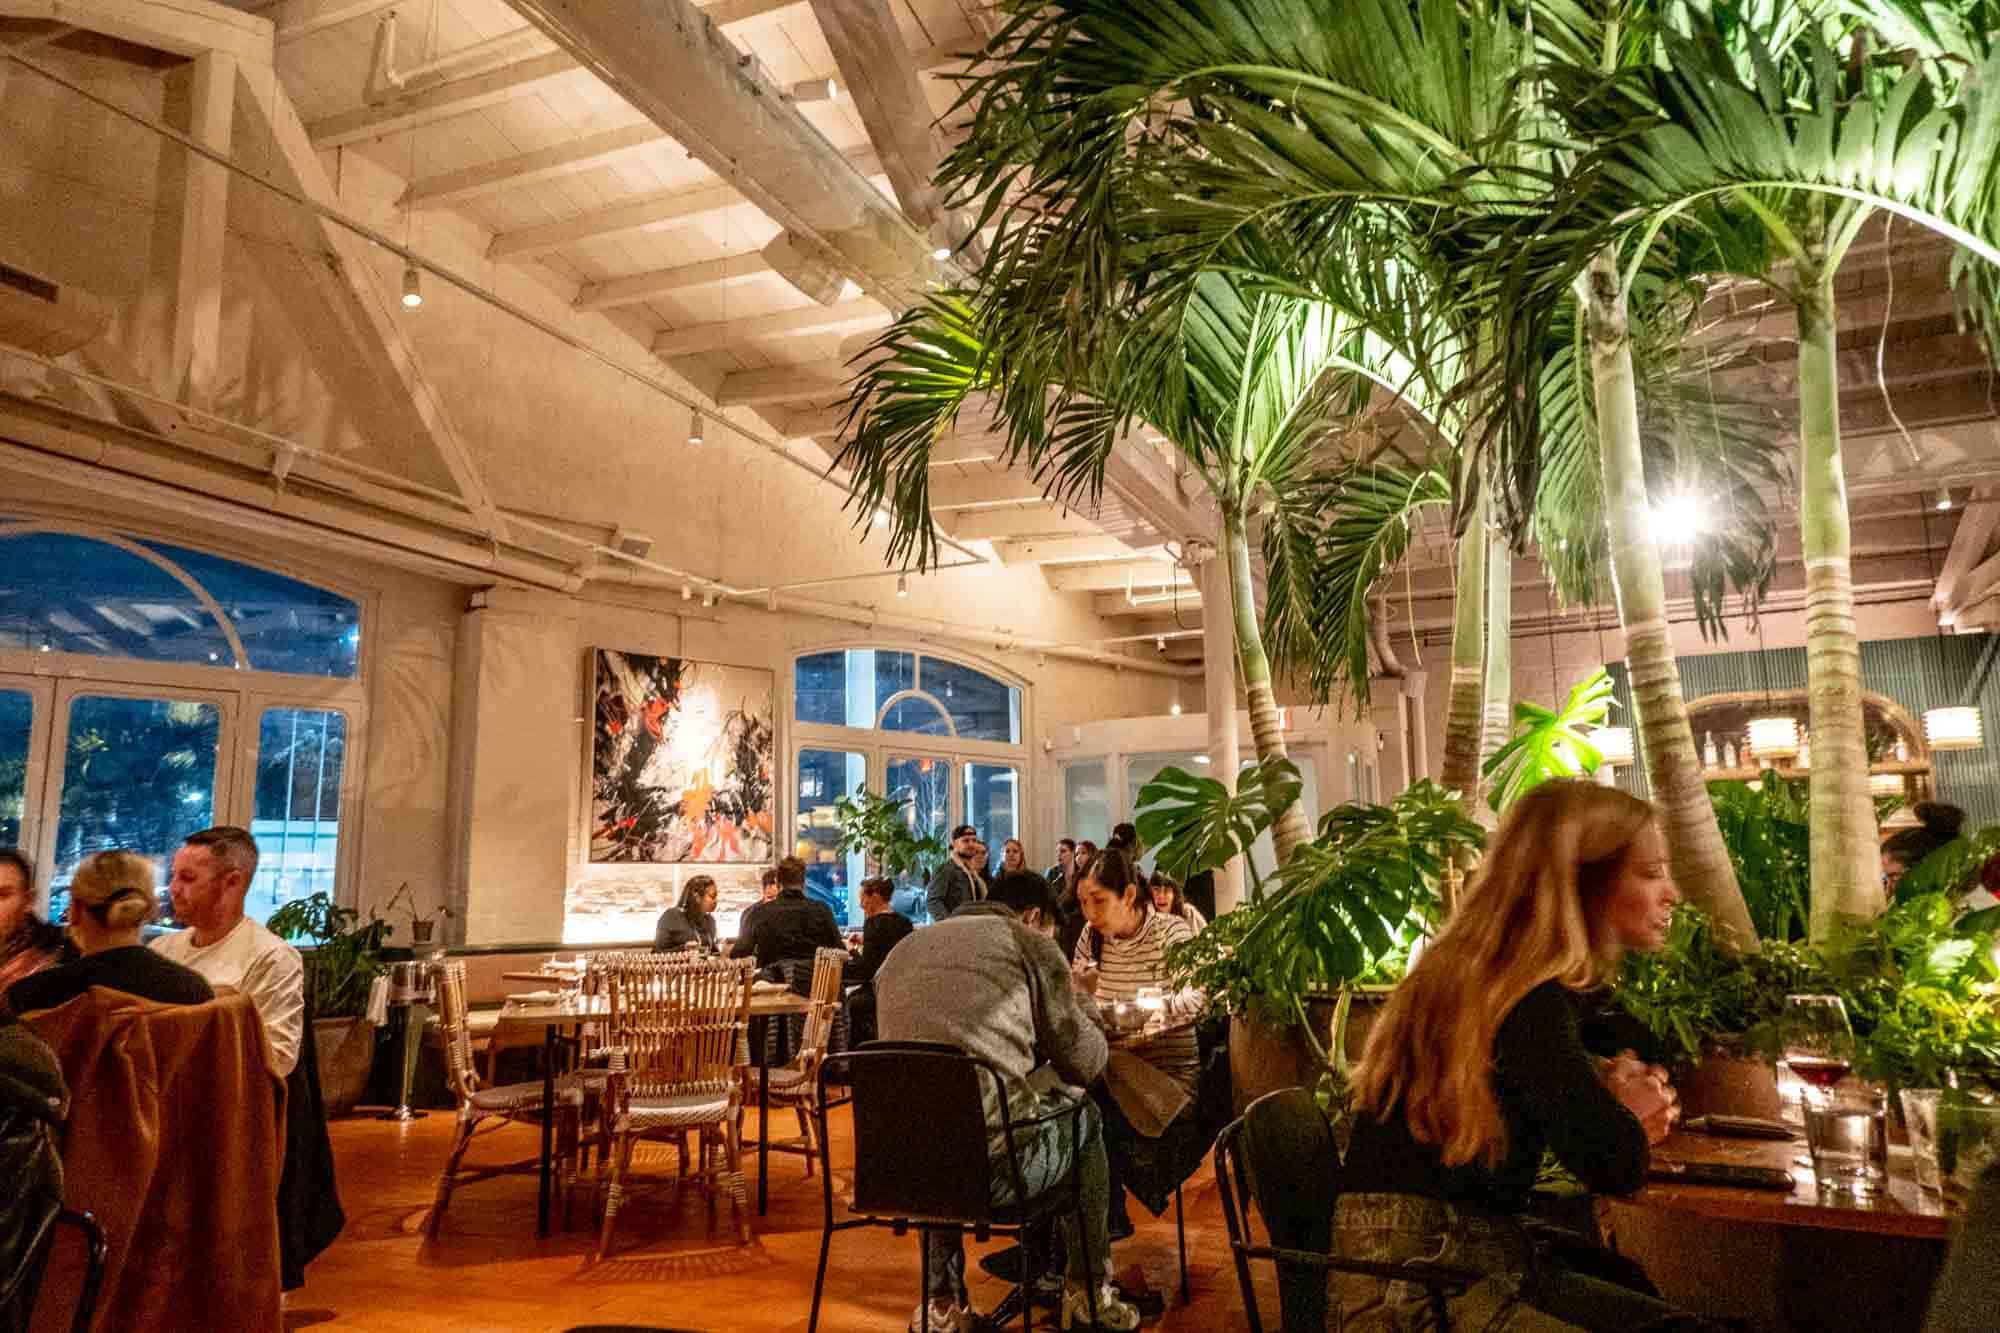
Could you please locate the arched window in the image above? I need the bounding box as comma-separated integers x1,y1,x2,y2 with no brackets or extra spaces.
790,648,1028,926
0,520,365,925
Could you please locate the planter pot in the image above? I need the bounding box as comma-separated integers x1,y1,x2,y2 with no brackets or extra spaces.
409,920,435,945
1228,989,1389,1116
1675,1050,1782,1121
315,1014,375,1117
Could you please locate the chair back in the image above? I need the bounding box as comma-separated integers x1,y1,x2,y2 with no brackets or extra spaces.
1215,1087,1340,1333
796,947,846,1064
823,1043,999,1223
605,955,752,1102
431,960,482,1099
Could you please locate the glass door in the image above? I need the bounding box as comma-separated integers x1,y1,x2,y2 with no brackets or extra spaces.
40,681,237,922
0,675,55,873
884,750,955,922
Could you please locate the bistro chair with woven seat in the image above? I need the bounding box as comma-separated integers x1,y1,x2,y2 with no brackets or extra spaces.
595,954,755,1258
742,946,847,1178
807,1042,1100,1333
428,959,592,1237
1214,1087,1527,1333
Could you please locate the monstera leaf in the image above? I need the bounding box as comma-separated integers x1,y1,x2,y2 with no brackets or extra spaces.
1481,669,1614,813
1135,755,1303,892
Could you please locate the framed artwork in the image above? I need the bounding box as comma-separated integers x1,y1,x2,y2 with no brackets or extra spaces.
590,649,775,863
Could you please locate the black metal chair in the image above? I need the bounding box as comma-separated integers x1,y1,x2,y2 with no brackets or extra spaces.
22,1210,108,1333
807,1042,1101,1333
1213,1088,1498,1333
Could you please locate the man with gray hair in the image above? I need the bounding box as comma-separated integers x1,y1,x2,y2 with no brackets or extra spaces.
152,826,305,1078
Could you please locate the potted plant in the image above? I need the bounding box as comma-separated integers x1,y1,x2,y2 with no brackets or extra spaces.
1149,764,1484,1116
831,786,947,912
268,892,392,1116
380,881,453,947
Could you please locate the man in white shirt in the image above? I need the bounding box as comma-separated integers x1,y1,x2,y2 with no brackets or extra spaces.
152,827,305,1079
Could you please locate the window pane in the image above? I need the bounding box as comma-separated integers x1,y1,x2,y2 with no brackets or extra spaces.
885,754,950,923
1063,760,1109,848
0,530,359,677
962,763,1019,859
251,708,346,924
50,695,220,923
793,649,914,727
880,694,952,736
1124,752,1205,875
0,689,31,848
797,747,866,926
922,658,1021,743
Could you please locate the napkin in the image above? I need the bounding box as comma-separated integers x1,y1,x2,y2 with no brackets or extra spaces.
1103,1050,1192,1139
507,990,562,1003
364,975,390,1027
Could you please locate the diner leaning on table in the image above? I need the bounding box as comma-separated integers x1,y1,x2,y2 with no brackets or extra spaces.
1339,780,1714,1332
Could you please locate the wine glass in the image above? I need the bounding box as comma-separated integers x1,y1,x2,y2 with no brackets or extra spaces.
1781,994,1856,1105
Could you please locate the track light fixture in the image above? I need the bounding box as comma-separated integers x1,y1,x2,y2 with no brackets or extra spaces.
688,410,704,445
400,264,423,309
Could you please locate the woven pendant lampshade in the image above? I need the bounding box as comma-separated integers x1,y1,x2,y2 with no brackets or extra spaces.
1867,772,1906,798
1924,705,1984,752
1591,726,1634,766
1747,715,1800,759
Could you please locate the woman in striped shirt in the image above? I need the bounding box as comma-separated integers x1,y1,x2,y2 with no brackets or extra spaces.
1072,848,1204,1239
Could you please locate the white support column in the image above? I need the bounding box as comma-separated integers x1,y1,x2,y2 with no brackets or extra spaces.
1199,551,1243,911
1369,676,1411,796
162,51,235,411
1403,671,1430,782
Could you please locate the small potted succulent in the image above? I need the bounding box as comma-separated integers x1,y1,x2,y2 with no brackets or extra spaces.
380,881,453,947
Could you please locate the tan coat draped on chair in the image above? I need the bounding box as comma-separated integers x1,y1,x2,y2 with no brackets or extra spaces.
26,988,284,1333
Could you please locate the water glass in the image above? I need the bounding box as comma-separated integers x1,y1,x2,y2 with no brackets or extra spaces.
1939,1101,2000,1205
1901,1088,1944,1198
1804,1086,1888,1197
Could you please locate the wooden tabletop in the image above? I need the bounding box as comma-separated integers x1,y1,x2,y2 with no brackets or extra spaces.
490,988,812,1030
1617,1128,1951,1242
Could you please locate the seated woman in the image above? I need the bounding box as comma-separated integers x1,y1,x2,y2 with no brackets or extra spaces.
1148,872,1208,934
654,874,720,953
8,850,213,1014
0,849,73,1000
1072,847,1205,1238
1339,780,1705,1332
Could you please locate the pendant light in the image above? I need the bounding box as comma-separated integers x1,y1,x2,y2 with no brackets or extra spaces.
1868,772,1906,798
1746,602,1798,760
1919,499,1984,752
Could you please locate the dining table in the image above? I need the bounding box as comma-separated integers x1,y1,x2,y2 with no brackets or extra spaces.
1602,1127,1955,1332
491,976,813,1236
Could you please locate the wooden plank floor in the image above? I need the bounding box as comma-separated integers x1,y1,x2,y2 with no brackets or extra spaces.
288,1107,1272,1331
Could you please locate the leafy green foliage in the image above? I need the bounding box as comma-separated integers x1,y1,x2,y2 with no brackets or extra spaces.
830,787,947,884
1707,771,1812,942
1895,826,2000,905
268,892,391,1019
1163,780,1483,1024
1617,910,1825,1067
1480,669,1613,812
1134,755,1303,896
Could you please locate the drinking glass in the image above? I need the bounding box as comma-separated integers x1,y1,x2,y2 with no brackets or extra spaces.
1939,1101,2000,1205
1901,1088,1944,1198
1804,1085,1887,1197
1780,995,1856,1108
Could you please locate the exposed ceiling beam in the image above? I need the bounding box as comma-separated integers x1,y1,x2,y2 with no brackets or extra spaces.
1044,560,1191,593
947,507,1101,543
926,473,1051,511
505,0,962,307
234,65,504,537
400,121,664,210
574,252,770,313
713,366,847,408
305,49,581,148
1094,590,1204,619
990,535,1157,565
0,0,271,63
806,0,945,224
267,0,795,46
1939,486,2000,615
486,147,882,260
651,298,885,357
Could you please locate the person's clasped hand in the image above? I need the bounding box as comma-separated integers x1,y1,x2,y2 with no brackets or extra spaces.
1071,961,1100,997
1601,1049,1678,1144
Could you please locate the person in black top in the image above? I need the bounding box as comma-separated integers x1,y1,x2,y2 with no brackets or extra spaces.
654,874,720,953
730,856,843,972
1340,781,1704,1332
846,876,914,985
8,850,213,1014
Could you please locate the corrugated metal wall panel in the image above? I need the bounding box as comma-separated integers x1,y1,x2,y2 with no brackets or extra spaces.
1600,634,2000,826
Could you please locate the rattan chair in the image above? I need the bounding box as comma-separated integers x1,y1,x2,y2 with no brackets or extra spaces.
595,954,756,1258
743,946,847,1177
427,960,589,1236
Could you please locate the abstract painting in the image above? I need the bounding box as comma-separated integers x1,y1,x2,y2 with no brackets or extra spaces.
590,650,775,863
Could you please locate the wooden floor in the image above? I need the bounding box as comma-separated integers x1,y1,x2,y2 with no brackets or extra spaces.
289,1106,1271,1332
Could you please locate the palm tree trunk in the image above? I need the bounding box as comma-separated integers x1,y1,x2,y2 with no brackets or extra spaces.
1795,254,1883,938
1578,248,1758,951
1439,480,1489,813
1223,507,1312,863
1477,525,1513,828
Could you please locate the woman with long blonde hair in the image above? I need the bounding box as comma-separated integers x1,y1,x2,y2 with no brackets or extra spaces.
1336,781,1707,1332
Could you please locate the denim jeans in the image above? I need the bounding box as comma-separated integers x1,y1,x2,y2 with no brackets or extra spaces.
1331,1193,1718,1332
924,1094,1110,1302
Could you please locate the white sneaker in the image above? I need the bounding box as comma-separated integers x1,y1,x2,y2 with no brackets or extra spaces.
1060,1281,1140,1331
907,1299,977,1333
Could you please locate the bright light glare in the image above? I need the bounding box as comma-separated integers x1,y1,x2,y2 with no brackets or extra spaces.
872,508,889,528
1650,493,1705,543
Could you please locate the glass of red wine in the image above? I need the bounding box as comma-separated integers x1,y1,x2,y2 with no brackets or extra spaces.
1781,994,1855,1110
